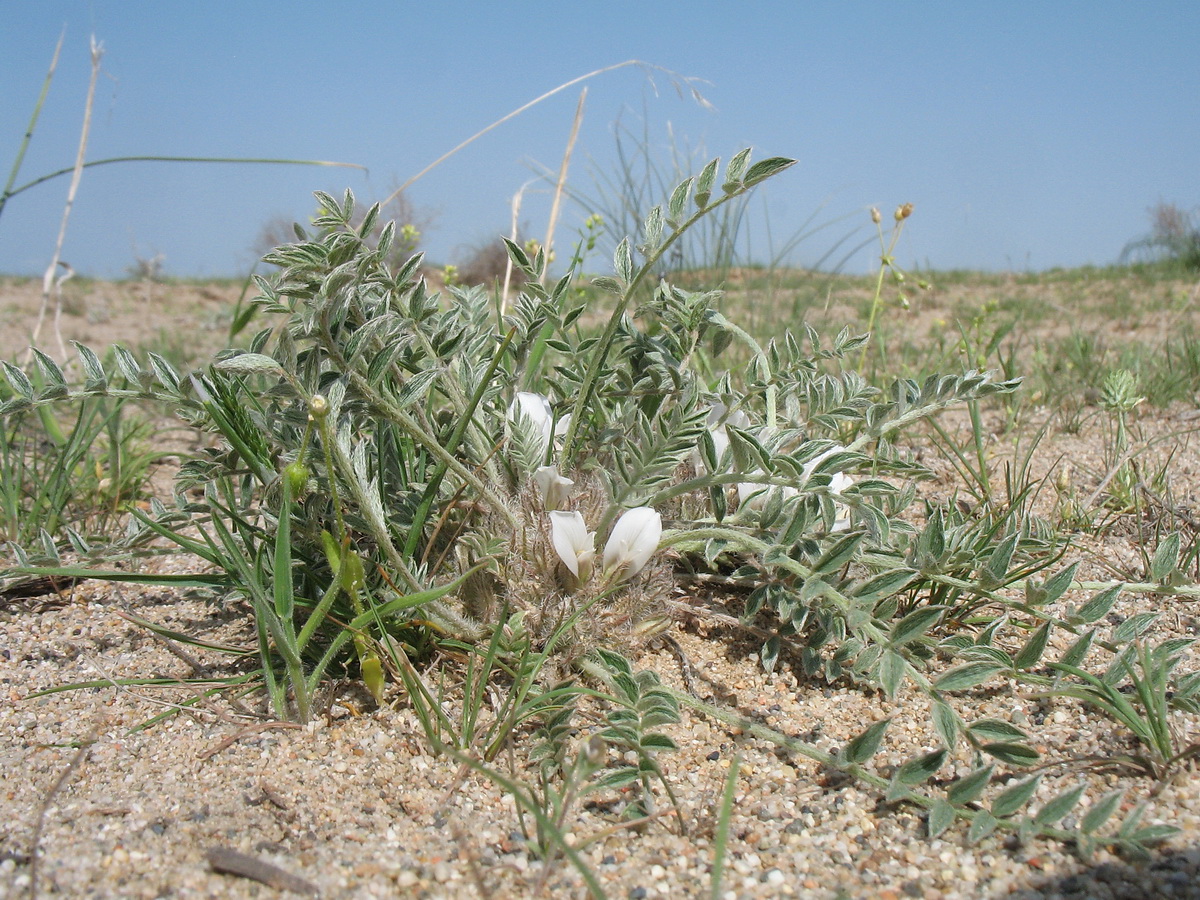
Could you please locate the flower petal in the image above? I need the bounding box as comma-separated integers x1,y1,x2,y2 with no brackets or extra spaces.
602,507,662,582
550,510,594,578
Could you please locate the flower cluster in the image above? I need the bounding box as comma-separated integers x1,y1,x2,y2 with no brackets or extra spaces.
508,392,664,591
548,506,663,589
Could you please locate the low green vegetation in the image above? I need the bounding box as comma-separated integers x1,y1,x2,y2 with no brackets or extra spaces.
3,152,1199,895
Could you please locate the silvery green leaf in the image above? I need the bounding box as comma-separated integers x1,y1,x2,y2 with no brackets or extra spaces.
1013,622,1052,670
592,276,624,294
927,799,956,839
855,568,918,606
931,698,959,747
591,768,640,792
811,532,863,576
725,424,770,473
968,811,998,843
395,369,439,408
968,719,1028,743
743,156,797,187
394,251,424,284
2,361,33,400
1150,533,1181,584
1034,784,1085,826
722,148,752,192
1127,824,1180,847
939,634,973,652
982,532,1018,585
70,342,107,392
981,742,1039,766
935,662,1003,692
112,345,143,382
1029,562,1079,607
1073,584,1121,624
39,529,60,564
65,527,90,555
356,203,379,239
760,634,780,673
914,508,945,565
30,349,67,393
147,352,180,391
213,353,283,376
502,237,532,273
1112,612,1158,644
708,484,727,521
888,604,943,647
694,157,719,208
641,205,664,253
1057,629,1095,670
895,748,947,785
991,775,1041,818
375,218,394,257
667,177,693,222
639,733,678,752
947,765,994,806
843,717,891,764
613,238,634,284
961,645,1014,668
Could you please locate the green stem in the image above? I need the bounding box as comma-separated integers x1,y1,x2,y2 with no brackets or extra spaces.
5,155,363,205
560,189,761,470
1,32,62,223
402,328,516,560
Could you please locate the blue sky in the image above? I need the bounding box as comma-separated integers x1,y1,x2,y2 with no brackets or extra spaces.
2,1,1198,278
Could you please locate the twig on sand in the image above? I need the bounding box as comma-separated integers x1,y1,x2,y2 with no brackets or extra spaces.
205,846,319,896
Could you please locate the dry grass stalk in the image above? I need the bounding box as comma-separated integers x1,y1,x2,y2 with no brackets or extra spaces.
540,87,587,285
30,36,103,363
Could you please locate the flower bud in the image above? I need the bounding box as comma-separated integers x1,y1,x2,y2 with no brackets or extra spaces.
534,465,574,510
309,394,329,420
550,510,596,584
283,461,310,497
894,202,914,221
870,207,882,224
584,735,607,767
1055,463,1073,494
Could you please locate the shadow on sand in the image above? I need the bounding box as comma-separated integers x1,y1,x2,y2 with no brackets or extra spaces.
1003,845,1200,899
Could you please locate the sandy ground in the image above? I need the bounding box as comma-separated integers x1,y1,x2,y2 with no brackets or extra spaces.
1,274,1200,898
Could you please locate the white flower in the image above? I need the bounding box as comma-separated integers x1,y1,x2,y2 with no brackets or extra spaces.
602,507,663,583
533,465,574,510
549,510,595,582
737,444,855,530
